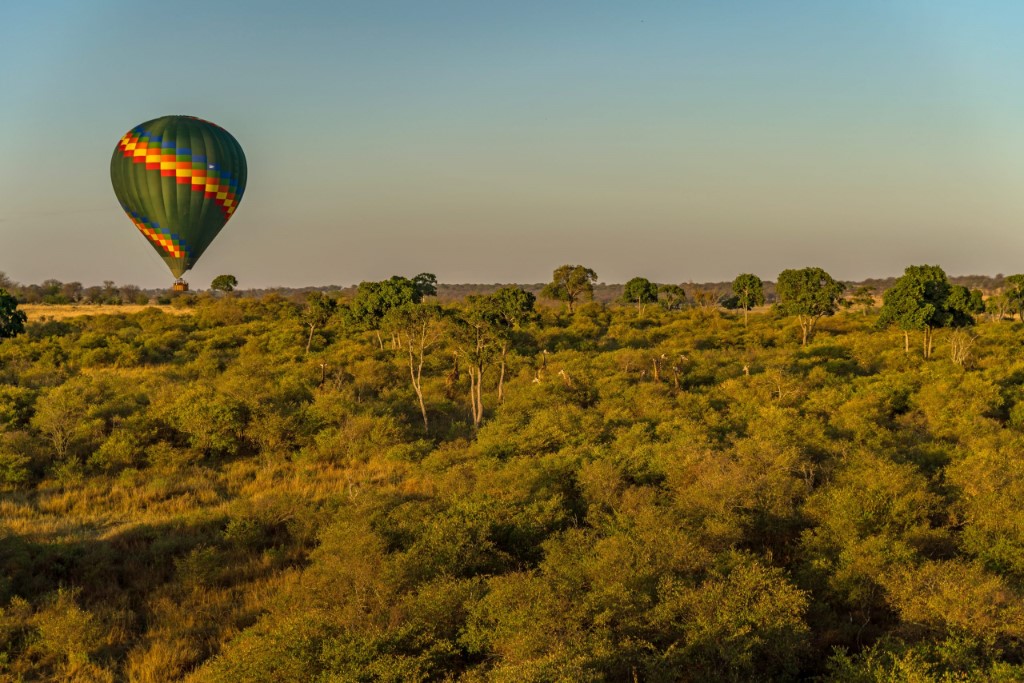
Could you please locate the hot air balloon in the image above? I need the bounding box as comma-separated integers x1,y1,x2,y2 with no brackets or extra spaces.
110,115,246,291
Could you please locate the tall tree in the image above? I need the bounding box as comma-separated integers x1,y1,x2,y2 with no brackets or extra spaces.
541,265,597,313
302,292,338,354
0,289,26,339
383,303,445,431
483,286,536,402
450,287,536,426
211,274,238,293
731,273,765,325
876,265,972,358
453,300,495,428
621,277,659,315
775,267,844,346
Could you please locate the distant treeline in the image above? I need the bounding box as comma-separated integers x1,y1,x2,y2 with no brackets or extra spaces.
0,271,1012,306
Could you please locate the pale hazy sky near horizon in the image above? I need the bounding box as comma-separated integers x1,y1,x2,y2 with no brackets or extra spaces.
2,0,1024,288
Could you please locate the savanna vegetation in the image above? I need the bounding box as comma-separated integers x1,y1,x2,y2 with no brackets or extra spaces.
0,263,1023,681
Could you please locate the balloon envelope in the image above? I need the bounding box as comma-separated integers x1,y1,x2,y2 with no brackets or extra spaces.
110,115,246,278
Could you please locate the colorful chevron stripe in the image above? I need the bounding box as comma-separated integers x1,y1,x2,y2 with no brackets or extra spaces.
117,127,242,218
121,206,190,259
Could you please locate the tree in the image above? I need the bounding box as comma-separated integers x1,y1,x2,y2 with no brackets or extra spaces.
61,281,83,303
211,274,238,293
775,267,844,346
986,292,1012,321
451,287,537,426
383,303,445,431
453,301,495,428
481,286,536,402
731,273,765,326
0,289,27,339
411,273,438,299
345,276,422,348
1004,274,1024,320
658,284,687,311
452,288,536,426
541,265,597,313
690,287,721,314
120,284,148,305
968,288,985,314
621,277,658,315
850,285,875,315
947,285,984,317
302,292,338,354
876,265,972,358
102,280,119,304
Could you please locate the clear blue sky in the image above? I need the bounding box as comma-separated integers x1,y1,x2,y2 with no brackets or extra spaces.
2,0,1023,287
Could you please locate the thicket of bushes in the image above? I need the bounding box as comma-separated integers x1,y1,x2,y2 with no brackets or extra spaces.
1,294,1023,681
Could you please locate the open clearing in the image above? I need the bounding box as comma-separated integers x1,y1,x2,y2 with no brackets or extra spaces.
19,304,193,321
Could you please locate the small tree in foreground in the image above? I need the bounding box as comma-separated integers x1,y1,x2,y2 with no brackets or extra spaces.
731,273,765,325
622,277,658,315
775,267,844,346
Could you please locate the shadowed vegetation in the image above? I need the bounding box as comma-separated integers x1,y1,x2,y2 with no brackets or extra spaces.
0,273,1022,680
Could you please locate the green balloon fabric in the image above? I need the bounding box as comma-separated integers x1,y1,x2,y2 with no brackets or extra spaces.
110,115,246,278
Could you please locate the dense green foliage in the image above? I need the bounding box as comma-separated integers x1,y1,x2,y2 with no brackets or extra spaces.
542,265,599,313
622,277,659,314
0,290,26,339
776,268,845,346
3,290,1024,680
877,265,979,358
731,273,765,325
210,275,238,293
658,284,687,311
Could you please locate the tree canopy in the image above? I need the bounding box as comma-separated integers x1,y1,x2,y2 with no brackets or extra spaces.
541,265,598,312
622,277,659,314
877,265,975,357
210,274,238,293
731,273,765,325
775,267,844,345
658,284,687,311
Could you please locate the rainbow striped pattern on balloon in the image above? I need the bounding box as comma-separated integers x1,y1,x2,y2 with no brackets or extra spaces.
120,206,190,259
116,127,242,217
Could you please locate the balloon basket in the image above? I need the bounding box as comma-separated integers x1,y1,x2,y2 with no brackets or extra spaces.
172,279,189,292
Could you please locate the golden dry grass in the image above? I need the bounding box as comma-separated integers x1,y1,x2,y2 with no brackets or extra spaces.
20,304,193,321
